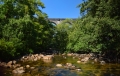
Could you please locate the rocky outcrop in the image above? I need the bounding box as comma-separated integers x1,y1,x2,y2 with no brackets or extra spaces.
0,52,109,75
0,53,54,75
0,60,20,69
20,54,54,62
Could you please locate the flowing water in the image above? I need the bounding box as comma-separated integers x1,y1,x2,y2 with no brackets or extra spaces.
0,55,120,76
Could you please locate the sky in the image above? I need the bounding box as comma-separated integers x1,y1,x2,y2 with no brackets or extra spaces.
41,0,83,18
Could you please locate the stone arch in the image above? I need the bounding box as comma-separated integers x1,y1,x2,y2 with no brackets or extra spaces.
48,18,65,25
48,18,76,25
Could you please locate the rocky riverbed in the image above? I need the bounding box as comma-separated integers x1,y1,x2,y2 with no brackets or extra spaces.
0,53,120,76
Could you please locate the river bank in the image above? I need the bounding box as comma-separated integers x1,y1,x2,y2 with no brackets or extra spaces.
0,53,120,76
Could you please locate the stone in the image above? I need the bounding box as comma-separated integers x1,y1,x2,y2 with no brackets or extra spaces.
67,53,72,56
66,63,72,67
94,58,99,62
17,69,25,74
77,61,81,63
76,68,82,71
6,64,12,68
7,61,12,65
42,55,53,60
43,59,52,63
62,53,66,55
12,67,25,74
19,67,24,70
12,65,17,69
33,58,38,61
81,57,89,62
16,64,21,67
37,56,41,60
26,65,30,68
12,69,18,73
30,67,35,70
69,65,76,70
56,64,62,67
100,60,106,65
35,54,38,57
42,56,49,60
13,60,17,64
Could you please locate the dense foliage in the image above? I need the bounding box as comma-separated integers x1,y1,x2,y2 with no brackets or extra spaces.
67,17,120,53
0,0,120,61
53,19,74,52
0,0,54,61
76,0,120,57
55,0,120,60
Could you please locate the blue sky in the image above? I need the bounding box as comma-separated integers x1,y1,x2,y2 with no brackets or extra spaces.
41,0,83,18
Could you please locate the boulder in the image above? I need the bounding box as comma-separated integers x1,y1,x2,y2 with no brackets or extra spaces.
67,53,72,56
26,65,30,68
12,67,25,74
100,60,106,65
94,58,99,62
42,55,53,60
7,61,12,65
77,61,81,63
69,65,76,70
30,67,35,70
81,57,89,62
56,64,62,67
13,60,17,64
66,63,72,67
19,67,24,70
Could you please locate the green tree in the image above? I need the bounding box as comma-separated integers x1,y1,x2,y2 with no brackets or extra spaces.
78,0,120,19
0,0,53,60
54,19,74,52
67,17,120,54
72,0,120,59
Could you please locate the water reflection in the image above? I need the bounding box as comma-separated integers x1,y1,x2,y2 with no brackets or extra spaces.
49,68,78,76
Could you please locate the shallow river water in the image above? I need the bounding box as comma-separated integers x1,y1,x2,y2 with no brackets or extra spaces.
0,55,120,76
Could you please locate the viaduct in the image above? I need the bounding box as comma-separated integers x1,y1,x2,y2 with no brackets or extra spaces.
48,18,76,25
